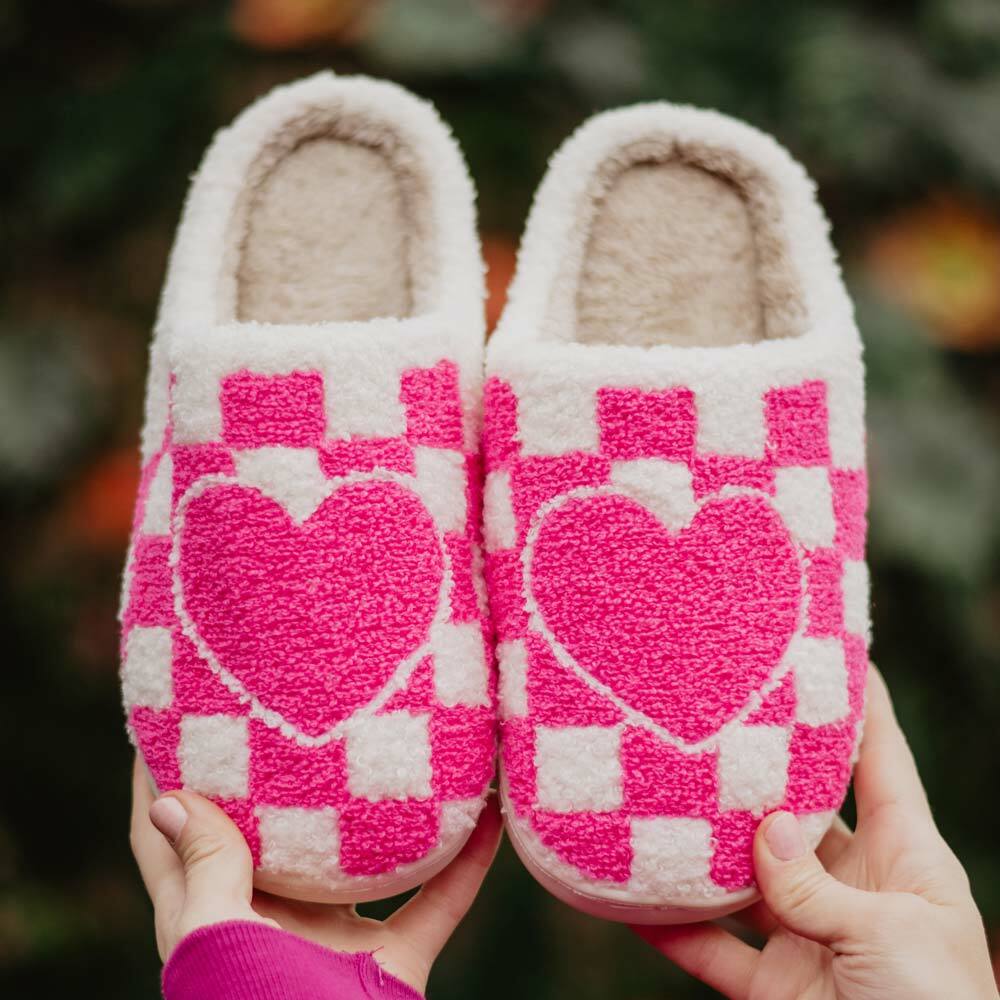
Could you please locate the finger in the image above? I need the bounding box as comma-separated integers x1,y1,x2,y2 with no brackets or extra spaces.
632,922,757,1000
729,898,777,938
854,667,932,825
387,794,502,958
149,790,254,909
816,815,853,869
754,811,874,948
130,757,184,908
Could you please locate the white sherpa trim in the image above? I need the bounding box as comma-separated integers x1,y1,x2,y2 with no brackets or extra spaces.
140,72,484,462
487,102,864,468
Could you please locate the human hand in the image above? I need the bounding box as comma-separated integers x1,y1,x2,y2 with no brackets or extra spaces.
634,668,999,1000
129,758,502,993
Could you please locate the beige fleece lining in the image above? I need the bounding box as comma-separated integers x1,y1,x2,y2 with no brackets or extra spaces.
568,138,808,347
222,108,434,325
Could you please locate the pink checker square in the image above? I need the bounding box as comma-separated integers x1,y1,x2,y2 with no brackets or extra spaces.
843,634,868,717
532,811,632,883
597,387,697,461
621,727,718,818
125,536,174,628
710,810,759,889
832,468,868,560
765,380,831,466
484,549,529,640
526,633,624,727
444,533,480,623
171,630,246,716
318,437,414,477
500,718,536,816
745,671,797,726
692,454,775,498
784,721,856,812
172,443,235,505
130,706,181,791
806,549,845,637
249,721,348,811
221,370,326,449
338,798,439,876
400,361,464,449
211,794,261,865
483,377,520,470
430,705,495,799
510,452,611,536
381,657,436,714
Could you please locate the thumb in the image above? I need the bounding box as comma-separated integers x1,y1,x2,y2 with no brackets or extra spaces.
149,792,254,908
754,811,873,948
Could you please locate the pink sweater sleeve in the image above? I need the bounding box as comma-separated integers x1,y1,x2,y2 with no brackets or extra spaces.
162,921,423,1000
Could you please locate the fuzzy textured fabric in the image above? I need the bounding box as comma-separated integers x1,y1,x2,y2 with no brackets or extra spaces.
162,922,421,1000
485,104,868,921
120,73,494,903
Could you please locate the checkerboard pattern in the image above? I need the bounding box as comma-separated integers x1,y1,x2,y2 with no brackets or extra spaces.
121,359,495,892
484,376,868,901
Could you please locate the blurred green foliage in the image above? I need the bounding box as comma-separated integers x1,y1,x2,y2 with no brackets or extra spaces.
1,1,998,997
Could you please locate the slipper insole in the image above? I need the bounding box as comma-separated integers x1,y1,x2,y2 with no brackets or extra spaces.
575,161,766,347
237,138,413,324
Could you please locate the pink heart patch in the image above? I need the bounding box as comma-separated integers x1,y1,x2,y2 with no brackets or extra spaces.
530,493,801,743
178,479,443,737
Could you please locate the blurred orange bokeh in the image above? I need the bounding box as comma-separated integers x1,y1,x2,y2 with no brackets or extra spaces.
866,195,1000,351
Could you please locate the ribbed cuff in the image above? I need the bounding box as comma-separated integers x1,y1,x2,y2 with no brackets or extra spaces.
162,920,423,1000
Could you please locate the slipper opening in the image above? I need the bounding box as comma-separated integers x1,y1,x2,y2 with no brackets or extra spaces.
566,137,809,348
225,110,436,325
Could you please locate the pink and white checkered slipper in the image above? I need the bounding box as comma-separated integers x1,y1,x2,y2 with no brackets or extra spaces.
484,105,869,922
119,73,494,903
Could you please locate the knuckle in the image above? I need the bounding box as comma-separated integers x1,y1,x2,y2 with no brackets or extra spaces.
779,867,827,917
180,829,228,869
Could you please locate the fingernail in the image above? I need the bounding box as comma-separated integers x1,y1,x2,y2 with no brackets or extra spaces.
764,812,806,861
150,796,188,844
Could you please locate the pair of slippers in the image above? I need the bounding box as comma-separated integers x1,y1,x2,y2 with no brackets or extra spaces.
121,73,869,923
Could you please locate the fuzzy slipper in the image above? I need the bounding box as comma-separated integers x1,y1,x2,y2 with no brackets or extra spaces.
484,104,869,922
119,73,494,903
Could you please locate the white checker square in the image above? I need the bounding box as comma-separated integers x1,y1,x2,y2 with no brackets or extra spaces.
630,817,714,892
122,625,173,710
258,806,339,877
179,715,249,798
497,639,528,719
432,620,489,707
842,559,871,640
535,725,622,812
171,366,223,444
827,374,865,469
517,384,598,455
141,454,173,535
789,636,850,725
772,466,836,549
413,447,467,534
324,361,406,439
345,711,433,801
483,470,516,551
234,447,329,523
611,459,696,530
695,385,766,457
718,724,790,813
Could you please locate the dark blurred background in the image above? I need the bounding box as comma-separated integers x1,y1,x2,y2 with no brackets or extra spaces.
1,0,999,996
